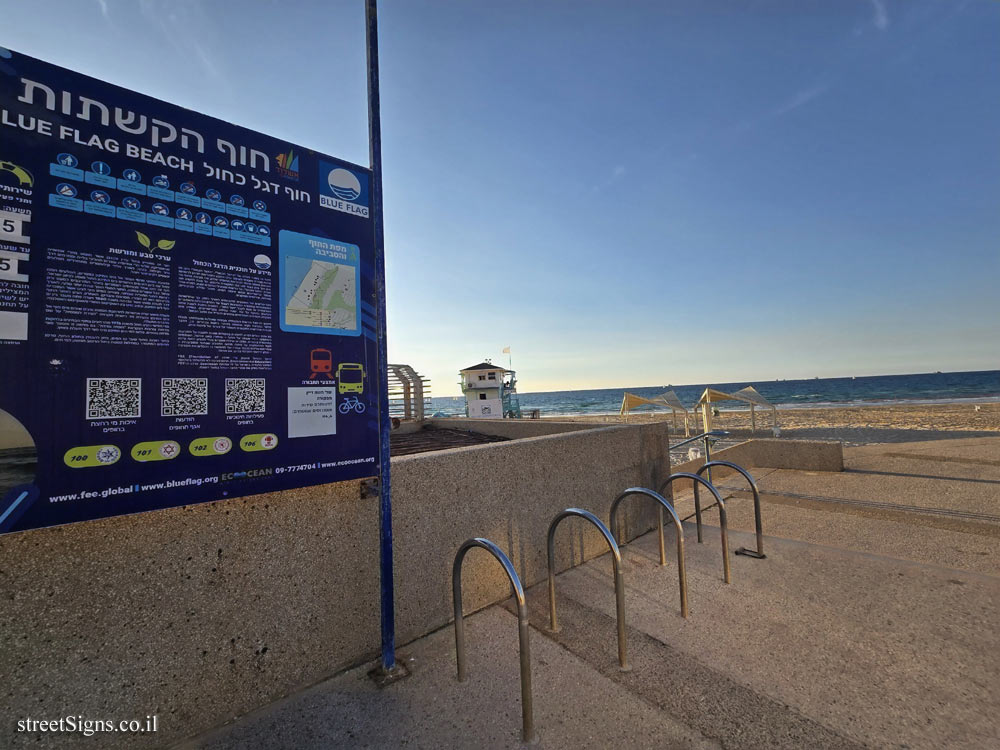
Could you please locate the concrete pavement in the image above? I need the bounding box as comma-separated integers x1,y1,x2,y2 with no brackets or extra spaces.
181,528,998,749
179,437,1000,749
668,436,1000,575
181,604,716,750
547,528,998,750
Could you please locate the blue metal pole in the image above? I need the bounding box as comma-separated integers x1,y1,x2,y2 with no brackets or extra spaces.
365,0,395,672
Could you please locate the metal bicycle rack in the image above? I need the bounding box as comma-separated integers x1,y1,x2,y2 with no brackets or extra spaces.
452,537,535,744
609,487,689,618
695,461,766,559
547,508,629,670
658,472,731,584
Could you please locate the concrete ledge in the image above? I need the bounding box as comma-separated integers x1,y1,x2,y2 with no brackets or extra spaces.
672,438,844,476
427,417,595,439
739,438,844,471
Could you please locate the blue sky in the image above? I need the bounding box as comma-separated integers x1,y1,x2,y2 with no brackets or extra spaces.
2,0,997,394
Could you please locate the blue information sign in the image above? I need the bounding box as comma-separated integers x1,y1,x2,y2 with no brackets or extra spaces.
0,48,380,534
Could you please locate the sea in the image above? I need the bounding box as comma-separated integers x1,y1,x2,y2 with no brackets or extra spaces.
430,370,1000,418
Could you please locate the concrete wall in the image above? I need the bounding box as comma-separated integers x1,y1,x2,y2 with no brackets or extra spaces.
428,417,594,440
738,438,843,471
0,421,670,748
671,438,844,476
391,423,671,645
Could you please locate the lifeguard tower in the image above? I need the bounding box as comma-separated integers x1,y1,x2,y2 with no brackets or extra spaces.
459,361,522,418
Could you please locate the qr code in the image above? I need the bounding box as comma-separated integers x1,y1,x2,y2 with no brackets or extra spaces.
86,378,141,419
161,378,208,416
225,378,265,414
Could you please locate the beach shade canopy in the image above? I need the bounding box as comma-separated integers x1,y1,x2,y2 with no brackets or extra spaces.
731,386,773,409
656,389,691,436
620,392,665,413
656,389,689,414
620,391,690,435
694,386,779,435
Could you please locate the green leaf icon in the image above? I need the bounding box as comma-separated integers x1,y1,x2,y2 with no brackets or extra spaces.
157,239,176,250
136,231,151,249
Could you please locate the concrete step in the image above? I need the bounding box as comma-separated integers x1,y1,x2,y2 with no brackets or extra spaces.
666,470,1000,575
508,588,864,750
528,525,999,750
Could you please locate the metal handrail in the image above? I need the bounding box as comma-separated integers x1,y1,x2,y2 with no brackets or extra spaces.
609,488,688,618
695,461,766,559
452,538,534,743
547,508,629,670
658,473,731,584
670,429,729,452
671,430,729,486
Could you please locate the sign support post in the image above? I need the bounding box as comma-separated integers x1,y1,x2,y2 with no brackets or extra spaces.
365,0,401,680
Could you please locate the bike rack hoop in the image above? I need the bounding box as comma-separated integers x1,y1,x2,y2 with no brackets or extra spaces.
452,537,535,743
547,508,629,670
695,461,766,559
609,487,688,618
658,472,732,584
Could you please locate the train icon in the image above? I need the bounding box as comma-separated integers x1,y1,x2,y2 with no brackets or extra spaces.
309,348,333,380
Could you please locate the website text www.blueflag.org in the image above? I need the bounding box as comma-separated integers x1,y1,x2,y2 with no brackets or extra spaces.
46,456,376,503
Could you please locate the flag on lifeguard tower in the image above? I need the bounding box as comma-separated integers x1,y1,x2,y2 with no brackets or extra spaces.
502,346,511,370
502,346,511,354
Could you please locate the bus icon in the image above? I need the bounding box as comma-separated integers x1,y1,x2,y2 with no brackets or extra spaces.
336,363,365,394
309,348,333,380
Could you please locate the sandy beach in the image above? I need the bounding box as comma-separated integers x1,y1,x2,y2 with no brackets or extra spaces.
550,401,1000,446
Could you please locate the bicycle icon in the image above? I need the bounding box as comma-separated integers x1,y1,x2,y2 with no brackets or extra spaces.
338,396,366,415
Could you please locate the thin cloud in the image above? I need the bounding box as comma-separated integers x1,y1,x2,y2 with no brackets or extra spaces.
592,164,627,192
138,0,227,85
870,0,889,30
728,84,830,137
95,0,109,20
770,85,829,119
189,39,224,83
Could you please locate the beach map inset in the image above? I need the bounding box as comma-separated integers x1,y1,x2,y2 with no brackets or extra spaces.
284,257,358,331
278,230,362,337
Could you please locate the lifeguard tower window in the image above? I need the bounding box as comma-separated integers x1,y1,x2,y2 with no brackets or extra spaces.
479,393,487,400
488,372,496,380
478,375,486,381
